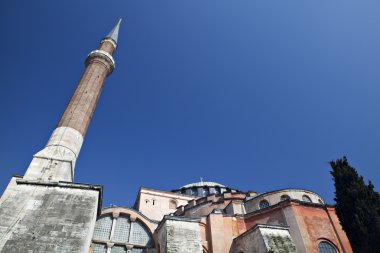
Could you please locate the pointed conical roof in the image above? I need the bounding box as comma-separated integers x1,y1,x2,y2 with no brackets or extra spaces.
105,18,122,44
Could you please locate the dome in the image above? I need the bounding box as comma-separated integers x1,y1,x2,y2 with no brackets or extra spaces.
180,181,226,189
172,181,237,198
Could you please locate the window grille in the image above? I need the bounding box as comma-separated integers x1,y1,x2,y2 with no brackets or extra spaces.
111,245,127,253
92,213,154,252
203,187,209,196
132,248,147,253
259,200,270,209
93,216,113,240
130,221,152,246
92,243,107,253
113,217,131,243
280,195,290,201
302,195,312,203
318,241,337,253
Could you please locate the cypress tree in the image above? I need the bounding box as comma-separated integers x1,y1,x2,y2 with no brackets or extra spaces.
330,157,380,253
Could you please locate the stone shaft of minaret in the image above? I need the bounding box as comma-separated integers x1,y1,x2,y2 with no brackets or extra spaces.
23,19,121,182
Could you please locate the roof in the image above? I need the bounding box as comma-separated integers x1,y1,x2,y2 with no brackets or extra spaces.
244,188,324,202
180,181,226,188
104,18,122,44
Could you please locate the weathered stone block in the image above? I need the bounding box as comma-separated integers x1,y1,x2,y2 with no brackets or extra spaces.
232,224,297,253
156,216,203,253
0,177,101,253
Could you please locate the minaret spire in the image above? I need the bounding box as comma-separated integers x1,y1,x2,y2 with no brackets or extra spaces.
105,18,122,44
23,20,121,182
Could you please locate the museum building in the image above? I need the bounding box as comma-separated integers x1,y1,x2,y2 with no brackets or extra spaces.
0,20,353,253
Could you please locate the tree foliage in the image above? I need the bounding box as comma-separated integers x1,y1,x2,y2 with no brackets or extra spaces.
330,157,380,253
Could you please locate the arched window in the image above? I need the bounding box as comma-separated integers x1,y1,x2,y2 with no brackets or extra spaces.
169,199,177,209
202,187,209,196
181,188,186,194
280,195,290,201
302,195,312,203
191,187,198,196
318,241,338,253
214,186,221,194
93,214,153,252
259,199,270,209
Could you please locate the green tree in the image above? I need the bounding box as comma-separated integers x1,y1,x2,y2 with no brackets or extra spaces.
330,157,380,253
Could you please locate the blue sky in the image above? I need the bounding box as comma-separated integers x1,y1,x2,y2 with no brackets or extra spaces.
0,0,379,207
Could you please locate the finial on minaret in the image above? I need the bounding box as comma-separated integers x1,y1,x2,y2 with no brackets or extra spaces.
105,18,122,45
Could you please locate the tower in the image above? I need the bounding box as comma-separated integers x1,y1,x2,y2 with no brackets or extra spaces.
0,19,121,252
24,19,121,182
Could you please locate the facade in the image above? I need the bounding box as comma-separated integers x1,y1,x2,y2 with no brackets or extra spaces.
90,185,353,253
0,21,353,253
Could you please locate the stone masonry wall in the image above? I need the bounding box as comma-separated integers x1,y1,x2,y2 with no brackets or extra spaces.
0,177,100,253
157,218,203,253
231,226,267,253
232,225,297,253
260,226,297,253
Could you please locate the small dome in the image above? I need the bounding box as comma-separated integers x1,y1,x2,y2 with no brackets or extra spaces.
180,181,226,189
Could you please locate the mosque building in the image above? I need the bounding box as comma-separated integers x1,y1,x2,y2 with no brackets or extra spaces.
0,20,353,253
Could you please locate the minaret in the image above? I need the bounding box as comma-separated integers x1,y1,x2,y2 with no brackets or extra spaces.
24,19,121,182
0,20,122,252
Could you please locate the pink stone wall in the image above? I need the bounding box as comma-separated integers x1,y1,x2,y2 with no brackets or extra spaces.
136,188,194,221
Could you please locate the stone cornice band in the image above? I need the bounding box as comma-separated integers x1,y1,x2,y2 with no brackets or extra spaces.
101,38,117,49
86,50,115,75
